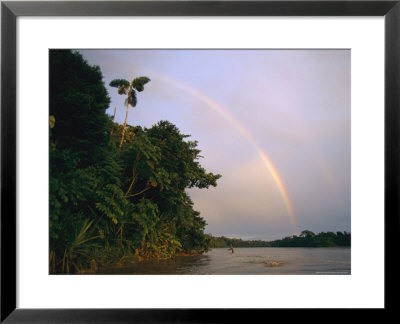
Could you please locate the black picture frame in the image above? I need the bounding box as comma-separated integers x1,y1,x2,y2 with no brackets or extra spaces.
1,0,398,322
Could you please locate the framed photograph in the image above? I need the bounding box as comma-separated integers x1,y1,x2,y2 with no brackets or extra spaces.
1,0,398,321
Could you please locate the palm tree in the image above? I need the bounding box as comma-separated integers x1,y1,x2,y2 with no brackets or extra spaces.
109,76,150,148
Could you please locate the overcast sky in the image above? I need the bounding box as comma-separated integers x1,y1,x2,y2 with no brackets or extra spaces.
78,49,350,241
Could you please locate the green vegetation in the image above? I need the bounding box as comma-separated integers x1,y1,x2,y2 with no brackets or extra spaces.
207,230,351,248
269,230,351,247
49,50,221,274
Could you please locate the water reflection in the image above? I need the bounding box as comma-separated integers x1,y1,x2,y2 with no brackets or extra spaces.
99,254,210,275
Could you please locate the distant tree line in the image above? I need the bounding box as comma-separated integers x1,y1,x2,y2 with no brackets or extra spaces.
206,235,271,248
268,230,351,247
207,230,351,248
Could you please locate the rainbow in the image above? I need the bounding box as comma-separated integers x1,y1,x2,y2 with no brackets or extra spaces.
152,73,299,234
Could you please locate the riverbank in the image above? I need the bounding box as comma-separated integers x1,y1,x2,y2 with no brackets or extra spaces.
76,250,206,274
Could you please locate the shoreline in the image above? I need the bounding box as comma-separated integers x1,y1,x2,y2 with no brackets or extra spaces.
77,251,206,274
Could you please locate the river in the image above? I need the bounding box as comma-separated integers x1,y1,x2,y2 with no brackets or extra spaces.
98,247,350,275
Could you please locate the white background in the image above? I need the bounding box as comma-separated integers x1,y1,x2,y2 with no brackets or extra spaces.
17,17,384,308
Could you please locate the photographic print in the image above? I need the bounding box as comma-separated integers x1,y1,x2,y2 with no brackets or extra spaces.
49,49,350,275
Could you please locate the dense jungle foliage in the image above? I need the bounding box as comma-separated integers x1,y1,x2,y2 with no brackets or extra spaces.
49,50,221,274
207,230,350,248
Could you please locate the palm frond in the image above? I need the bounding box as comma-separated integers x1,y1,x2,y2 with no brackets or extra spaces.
110,79,130,88
61,219,100,273
131,77,151,92
118,86,128,95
